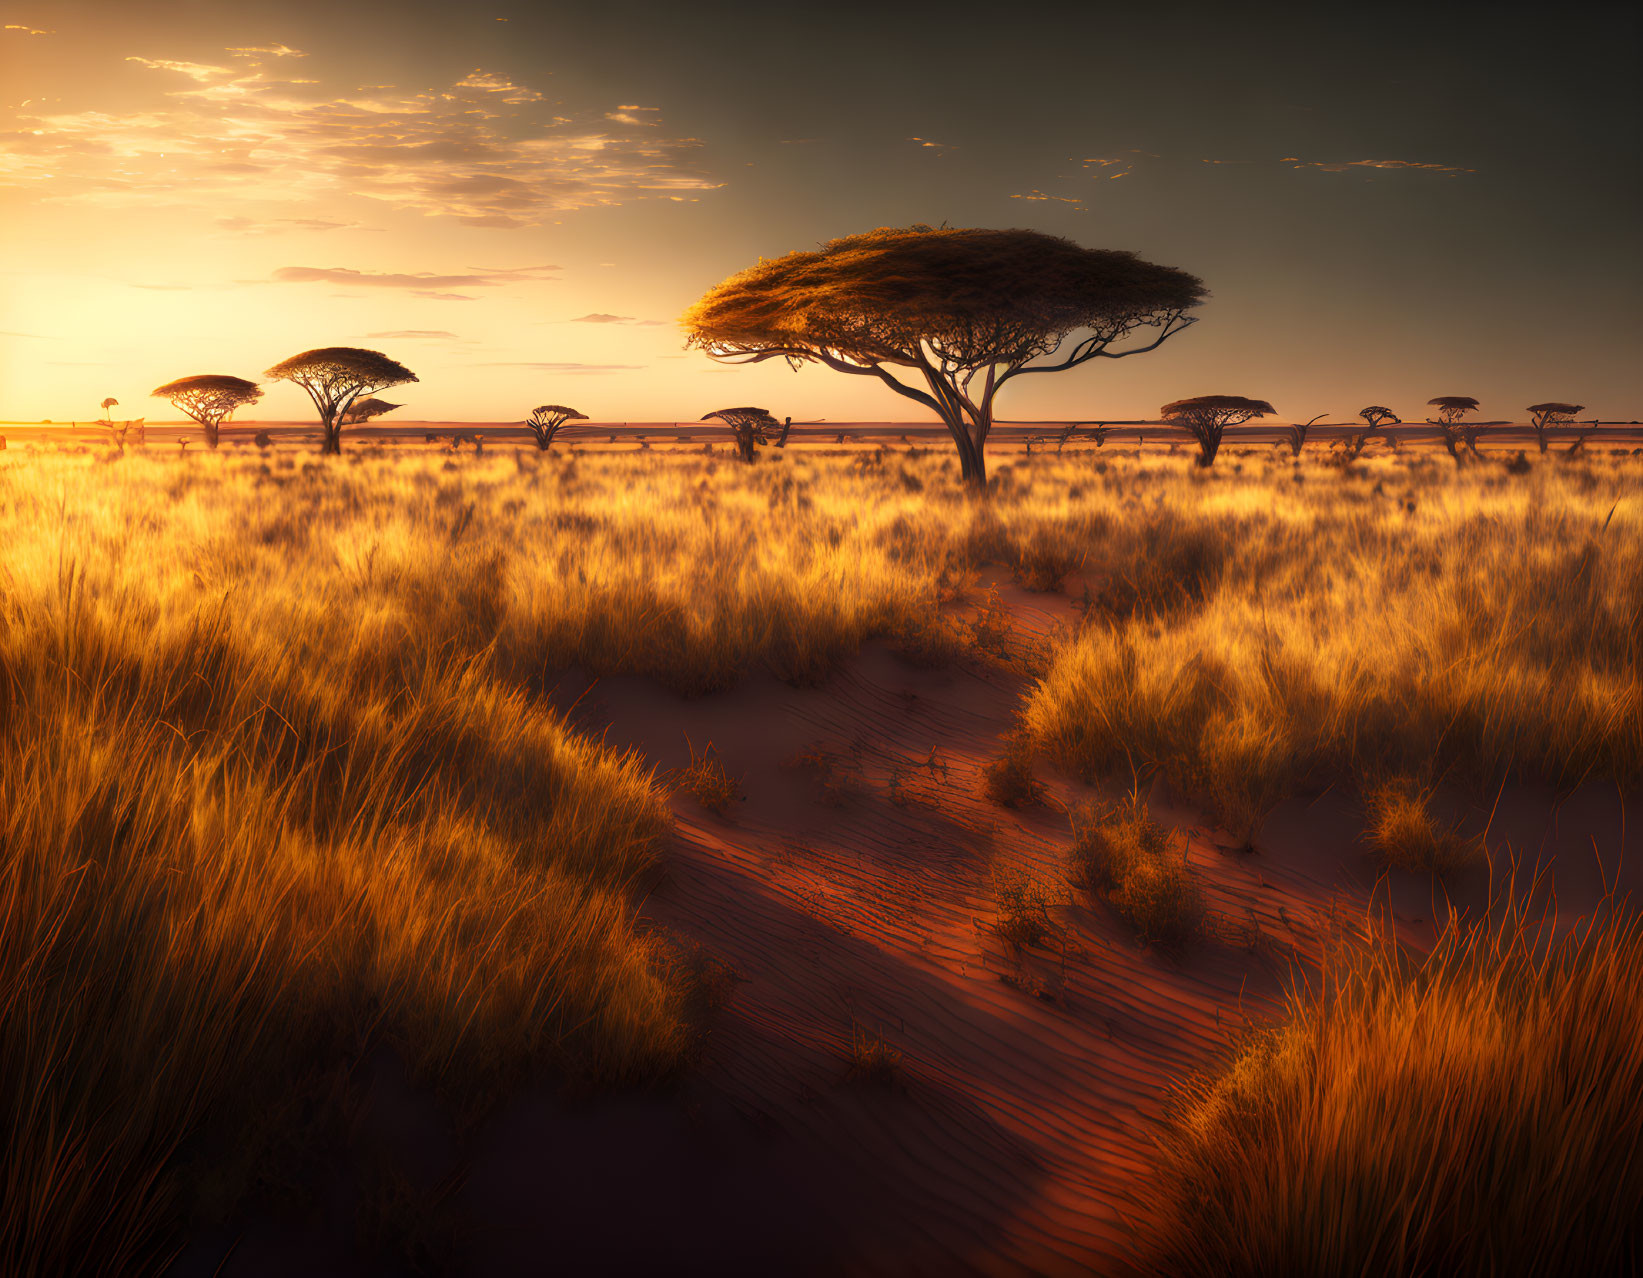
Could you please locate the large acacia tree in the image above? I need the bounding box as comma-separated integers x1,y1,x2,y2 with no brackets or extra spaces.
1161,395,1276,466
151,374,263,448
682,225,1206,486
265,347,417,455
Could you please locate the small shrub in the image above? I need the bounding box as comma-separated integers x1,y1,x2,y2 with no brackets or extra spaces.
847,1022,903,1085
1364,779,1484,875
993,868,1054,950
981,741,1045,808
673,741,742,815
1068,800,1204,947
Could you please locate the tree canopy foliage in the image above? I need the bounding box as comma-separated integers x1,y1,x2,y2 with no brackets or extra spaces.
265,347,417,454
1427,396,1480,424
683,225,1206,484
702,406,779,463
340,397,402,426
1160,395,1276,467
524,404,587,449
151,374,263,448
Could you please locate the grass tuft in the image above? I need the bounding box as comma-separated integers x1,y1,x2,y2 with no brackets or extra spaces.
673,741,742,815
1363,777,1486,874
1136,899,1643,1277
1068,801,1205,947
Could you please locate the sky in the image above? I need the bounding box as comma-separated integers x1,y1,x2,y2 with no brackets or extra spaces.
2,0,1640,425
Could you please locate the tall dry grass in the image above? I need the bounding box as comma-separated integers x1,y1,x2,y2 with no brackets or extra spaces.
1136,897,1643,1276
2,442,1637,1271
1016,453,1642,829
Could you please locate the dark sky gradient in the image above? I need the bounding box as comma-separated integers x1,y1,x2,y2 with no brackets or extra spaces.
2,0,1638,421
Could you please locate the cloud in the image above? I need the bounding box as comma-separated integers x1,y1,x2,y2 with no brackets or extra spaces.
215,215,379,235
479,362,644,373
908,136,953,153
271,264,558,289
1281,157,1474,174
0,329,51,338
1010,190,1084,205
366,329,459,339
414,291,476,301
568,312,660,326
0,61,721,226
226,44,306,58
4,24,53,36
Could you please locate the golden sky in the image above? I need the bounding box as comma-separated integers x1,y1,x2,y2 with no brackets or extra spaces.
3,2,1638,425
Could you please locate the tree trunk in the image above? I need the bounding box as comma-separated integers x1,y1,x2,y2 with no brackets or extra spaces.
321,414,342,455
205,421,220,449
1195,428,1221,467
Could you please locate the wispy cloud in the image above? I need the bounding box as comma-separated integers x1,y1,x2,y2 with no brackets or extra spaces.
908,136,953,153
1010,190,1084,205
366,329,459,339
568,312,662,326
1280,156,1474,174
215,215,379,236
0,58,721,226
271,264,558,289
4,23,53,36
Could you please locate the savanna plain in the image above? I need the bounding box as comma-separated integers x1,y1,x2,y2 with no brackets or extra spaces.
3,432,1640,1276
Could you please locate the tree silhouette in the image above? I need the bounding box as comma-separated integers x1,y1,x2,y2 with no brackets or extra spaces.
1160,395,1275,466
701,407,778,463
683,225,1205,486
340,397,403,426
1427,396,1482,463
151,374,263,449
1346,405,1400,459
99,397,118,423
1527,402,1585,454
523,404,587,449
264,347,417,455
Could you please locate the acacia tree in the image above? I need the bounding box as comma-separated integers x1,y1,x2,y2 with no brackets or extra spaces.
1527,402,1585,454
1427,396,1482,463
264,347,417,455
702,407,778,462
151,374,263,448
341,397,402,426
1344,404,1400,459
523,404,587,449
1160,395,1275,466
683,225,1206,487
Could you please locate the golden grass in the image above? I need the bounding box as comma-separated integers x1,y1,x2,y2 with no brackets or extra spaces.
1137,898,1643,1276
1363,777,1487,875
1020,453,1642,829
1,442,1638,1272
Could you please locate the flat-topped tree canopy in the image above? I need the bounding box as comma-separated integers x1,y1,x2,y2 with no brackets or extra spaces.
151,374,263,422
683,225,1206,484
1359,405,1400,425
265,346,416,453
1161,395,1275,466
1427,396,1480,420
702,406,779,462
1527,402,1584,419
1161,395,1277,422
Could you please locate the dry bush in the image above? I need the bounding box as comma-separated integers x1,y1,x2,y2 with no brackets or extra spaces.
1136,900,1643,1277
1363,778,1485,874
673,741,742,814
1068,801,1204,947
981,739,1046,808
992,868,1055,950
847,1022,904,1085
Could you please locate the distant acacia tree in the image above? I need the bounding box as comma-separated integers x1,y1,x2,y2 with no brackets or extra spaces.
702,407,779,462
340,397,402,427
151,374,263,448
264,347,417,455
683,225,1206,487
1427,396,1483,463
1160,395,1275,466
523,404,587,450
1345,405,1400,459
1527,402,1585,454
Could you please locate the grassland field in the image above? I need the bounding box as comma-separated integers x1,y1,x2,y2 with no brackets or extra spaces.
2,435,1639,1275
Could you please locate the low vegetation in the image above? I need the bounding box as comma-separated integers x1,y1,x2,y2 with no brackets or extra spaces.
1138,899,1643,1277
1068,800,1205,947
1363,777,1486,875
